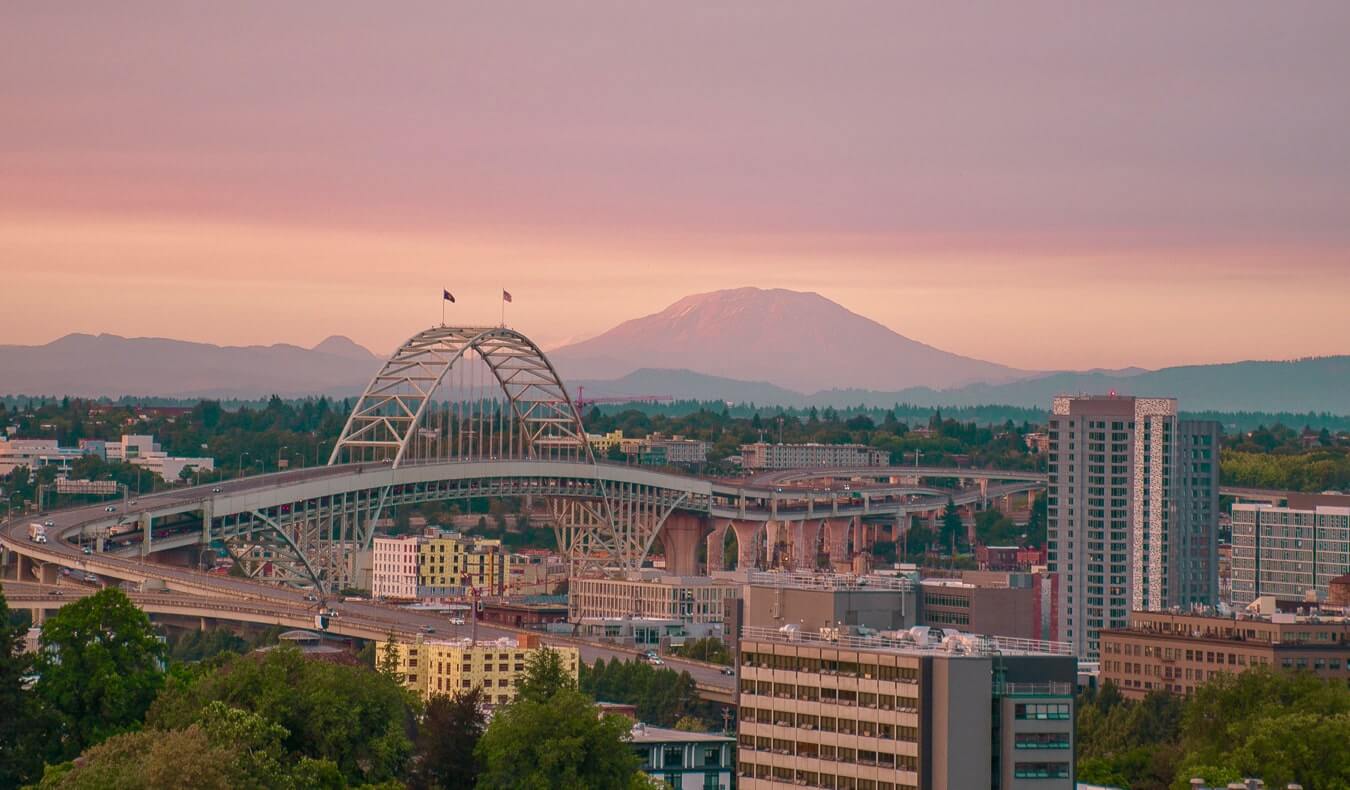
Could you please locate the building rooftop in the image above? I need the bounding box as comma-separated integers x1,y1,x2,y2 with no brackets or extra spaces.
629,723,734,744
748,570,914,592
740,625,1072,658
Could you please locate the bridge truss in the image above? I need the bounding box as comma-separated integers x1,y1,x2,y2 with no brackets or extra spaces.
222,326,687,591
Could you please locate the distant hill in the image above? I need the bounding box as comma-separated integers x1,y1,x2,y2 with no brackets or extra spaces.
574,356,1350,414
0,333,379,398
549,287,1031,392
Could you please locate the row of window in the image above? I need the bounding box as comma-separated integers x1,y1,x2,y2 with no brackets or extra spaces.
741,684,919,711
741,652,919,682
738,737,917,771
736,761,915,790
1013,703,1071,720
740,707,918,741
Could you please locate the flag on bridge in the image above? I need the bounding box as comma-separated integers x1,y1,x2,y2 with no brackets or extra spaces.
502,289,512,303
443,289,455,303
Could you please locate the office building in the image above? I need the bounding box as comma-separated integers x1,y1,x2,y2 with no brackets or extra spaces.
569,572,743,625
1047,395,1220,657
1099,609,1350,699
630,722,736,790
372,530,514,599
918,571,1058,642
380,633,578,707
742,571,919,633
1231,494,1350,607
736,626,1076,789
740,442,889,470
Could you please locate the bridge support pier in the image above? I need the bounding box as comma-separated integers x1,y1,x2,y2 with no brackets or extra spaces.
39,562,58,585
825,518,852,571
706,519,730,573
657,513,707,577
729,521,762,571
789,520,823,570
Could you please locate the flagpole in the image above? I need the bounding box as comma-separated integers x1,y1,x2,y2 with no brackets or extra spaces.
501,289,506,327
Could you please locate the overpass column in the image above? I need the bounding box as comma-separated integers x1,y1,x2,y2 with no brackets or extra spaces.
140,512,154,558
764,521,784,569
39,562,58,585
826,518,851,570
656,513,707,577
730,521,762,571
15,553,28,582
706,519,730,573
789,520,822,571
31,607,46,626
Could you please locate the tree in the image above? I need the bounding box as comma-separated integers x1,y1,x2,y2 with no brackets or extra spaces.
409,687,486,790
940,498,965,555
673,715,709,732
0,589,42,787
379,631,402,679
148,645,414,784
35,588,167,760
475,688,640,790
516,646,576,704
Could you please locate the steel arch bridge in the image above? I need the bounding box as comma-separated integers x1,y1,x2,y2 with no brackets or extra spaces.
243,325,693,588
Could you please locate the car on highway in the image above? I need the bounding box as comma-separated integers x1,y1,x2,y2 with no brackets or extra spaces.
47,589,63,596
83,573,98,583
649,656,664,665
82,546,92,555
212,487,221,493
449,617,465,625
420,625,435,633
304,594,318,602
105,505,116,512
720,666,736,676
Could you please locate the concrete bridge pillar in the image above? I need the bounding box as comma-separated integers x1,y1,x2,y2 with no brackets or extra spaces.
15,553,28,582
706,519,731,572
826,518,852,570
730,520,762,571
657,512,708,577
31,607,46,626
39,562,58,585
764,521,786,569
789,520,822,570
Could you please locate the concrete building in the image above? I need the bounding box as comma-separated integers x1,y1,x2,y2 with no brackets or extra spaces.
1099,609,1350,699
631,722,736,790
1231,494,1350,607
419,531,510,596
96,434,215,481
1047,395,1220,658
740,442,888,471
917,571,1058,642
0,438,83,476
741,571,919,637
380,633,578,707
569,572,743,625
736,626,1076,789
372,535,420,599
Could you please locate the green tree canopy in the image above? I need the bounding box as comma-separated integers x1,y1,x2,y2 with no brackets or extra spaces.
0,589,43,787
475,688,640,790
409,686,486,790
516,646,577,704
35,588,167,760
147,645,414,784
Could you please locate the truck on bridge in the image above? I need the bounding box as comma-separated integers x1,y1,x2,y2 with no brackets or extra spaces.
27,522,48,543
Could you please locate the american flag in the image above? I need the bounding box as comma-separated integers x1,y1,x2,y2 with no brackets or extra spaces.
502,290,513,303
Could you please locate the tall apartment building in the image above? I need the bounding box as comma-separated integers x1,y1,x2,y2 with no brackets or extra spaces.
372,530,512,599
1231,494,1350,606
736,627,1077,789
1047,395,1219,658
380,633,578,707
372,535,421,599
740,442,888,470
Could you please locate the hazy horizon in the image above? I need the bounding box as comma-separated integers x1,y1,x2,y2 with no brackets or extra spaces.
4,3,1350,369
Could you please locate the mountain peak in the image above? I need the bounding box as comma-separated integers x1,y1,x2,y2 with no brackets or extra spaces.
312,335,375,360
549,287,1029,393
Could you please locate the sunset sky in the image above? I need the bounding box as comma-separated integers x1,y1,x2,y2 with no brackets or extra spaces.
3,3,1348,371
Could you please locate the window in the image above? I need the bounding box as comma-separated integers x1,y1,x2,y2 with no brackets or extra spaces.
1014,703,1071,720
663,746,684,769
1014,762,1071,779
1014,732,1071,749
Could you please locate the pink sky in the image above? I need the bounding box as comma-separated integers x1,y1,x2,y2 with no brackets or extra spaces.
2,3,1348,370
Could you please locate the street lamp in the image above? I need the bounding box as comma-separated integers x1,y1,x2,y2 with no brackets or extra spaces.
237,451,251,479
277,445,288,472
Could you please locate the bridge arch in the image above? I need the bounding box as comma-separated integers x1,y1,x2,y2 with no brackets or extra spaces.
329,326,594,468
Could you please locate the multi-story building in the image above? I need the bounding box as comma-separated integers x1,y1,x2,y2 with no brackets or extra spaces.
1047,395,1220,658
631,722,736,790
645,433,711,466
419,531,510,596
372,535,421,599
742,571,919,634
1099,609,1350,699
569,572,743,625
918,571,1058,642
1230,494,1350,607
380,633,578,707
0,438,83,476
740,442,889,470
736,627,1077,789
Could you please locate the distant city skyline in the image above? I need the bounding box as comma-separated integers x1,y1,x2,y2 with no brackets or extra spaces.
4,3,1350,369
